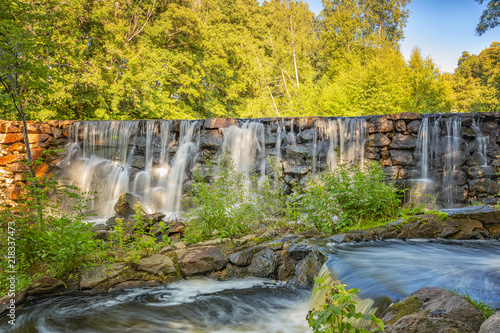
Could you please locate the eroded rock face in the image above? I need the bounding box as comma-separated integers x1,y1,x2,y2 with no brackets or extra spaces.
382,287,483,333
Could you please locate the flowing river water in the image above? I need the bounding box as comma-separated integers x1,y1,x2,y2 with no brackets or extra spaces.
1,239,499,333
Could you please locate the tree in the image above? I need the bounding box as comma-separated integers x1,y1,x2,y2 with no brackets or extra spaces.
407,47,451,113
475,0,500,35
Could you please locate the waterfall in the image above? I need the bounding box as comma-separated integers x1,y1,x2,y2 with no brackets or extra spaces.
442,117,463,208
317,118,367,171
471,119,489,166
221,122,266,181
66,120,200,219
412,115,465,208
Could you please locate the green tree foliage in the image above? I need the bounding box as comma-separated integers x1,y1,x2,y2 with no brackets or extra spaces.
1,0,499,120
475,0,500,36
450,43,500,112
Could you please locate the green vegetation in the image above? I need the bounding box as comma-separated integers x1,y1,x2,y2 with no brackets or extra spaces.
183,153,288,242
0,174,100,294
107,206,172,264
1,0,499,121
300,164,401,233
307,276,385,333
447,287,495,320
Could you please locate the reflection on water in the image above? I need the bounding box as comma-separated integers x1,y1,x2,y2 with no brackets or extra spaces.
0,278,311,333
325,239,500,309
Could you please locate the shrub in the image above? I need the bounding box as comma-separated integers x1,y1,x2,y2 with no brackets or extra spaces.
0,174,100,295
183,153,289,243
301,163,401,233
307,276,385,333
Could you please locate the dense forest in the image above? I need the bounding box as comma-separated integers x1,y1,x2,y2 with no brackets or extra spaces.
0,0,499,121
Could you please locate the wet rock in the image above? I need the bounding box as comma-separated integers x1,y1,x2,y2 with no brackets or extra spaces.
285,244,311,261
387,112,424,121
292,249,327,287
365,146,380,159
25,277,66,296
384,166,400,179
395,120,406,132
228,246,265,267
284,144,313,159
469,179,499,194
114,193,145,217
367,134,391,147
136,254,176,276
382,287,483,333
386,315,476,333
440,205,500,225
407,120,422,133
297,129,316,142
390,150,414,166
282,161,310,175
479,312,500,333
368,116,394,133
80,263,126,289
200,130,223,149
110,280,162,291
467,166,498,178
177,245,226,276
390,133,416,149
167,221,186,235
249,248,280,279
204,118,238,129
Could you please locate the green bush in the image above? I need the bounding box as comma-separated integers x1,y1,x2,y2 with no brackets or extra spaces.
307,276,385,333
301,163,401,233
0,175,100,295
183,153,289,243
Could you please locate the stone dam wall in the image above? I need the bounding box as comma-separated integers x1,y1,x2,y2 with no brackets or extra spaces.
0,112,499,211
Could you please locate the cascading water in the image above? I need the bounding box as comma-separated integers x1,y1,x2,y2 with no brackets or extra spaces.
471,119,490,166
442,117,464,207
411,115,466,208
65,120,200,219
316,117,367,170
221,122,266,181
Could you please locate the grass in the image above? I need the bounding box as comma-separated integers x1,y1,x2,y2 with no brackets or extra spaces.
447,287,495,320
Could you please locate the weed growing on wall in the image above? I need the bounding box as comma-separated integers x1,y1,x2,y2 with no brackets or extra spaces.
301,163,401,233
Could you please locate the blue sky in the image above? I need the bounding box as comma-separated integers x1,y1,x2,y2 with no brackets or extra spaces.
302,0,499,73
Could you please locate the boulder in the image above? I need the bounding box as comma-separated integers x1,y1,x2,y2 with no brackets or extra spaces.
228,246,265,267
114,193,145,217
136,254,176,276
249,248,280,279
382,287,483,333
440,205,500,225
80,263,126,289
479,312,500,333
177,245,226,276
